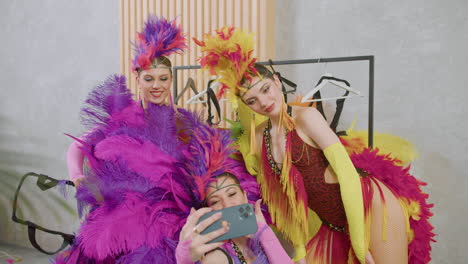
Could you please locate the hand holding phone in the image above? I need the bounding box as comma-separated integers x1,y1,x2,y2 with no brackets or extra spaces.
177,207,229,262
197,203,258,243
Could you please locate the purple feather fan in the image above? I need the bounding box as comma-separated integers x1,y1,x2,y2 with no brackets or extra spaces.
80,74,134,131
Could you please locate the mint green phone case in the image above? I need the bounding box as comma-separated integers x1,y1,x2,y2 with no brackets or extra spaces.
197,203,258,243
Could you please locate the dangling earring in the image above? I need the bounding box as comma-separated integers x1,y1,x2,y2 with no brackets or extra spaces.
140,89,147,109
249,113,256,155
136,86,141,102
136,76,145,108
278,97,294,133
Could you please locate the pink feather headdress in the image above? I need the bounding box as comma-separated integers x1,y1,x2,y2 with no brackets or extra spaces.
131,15,187,72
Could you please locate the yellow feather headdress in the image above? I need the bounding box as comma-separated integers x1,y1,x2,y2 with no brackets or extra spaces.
193,27,259,107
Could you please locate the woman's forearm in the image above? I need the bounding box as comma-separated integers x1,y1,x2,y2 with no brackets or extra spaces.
67,140,85,181
257,223,294,264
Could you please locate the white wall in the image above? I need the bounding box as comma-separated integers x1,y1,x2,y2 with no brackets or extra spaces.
276,0,468,263
0,0,119,248
1,0,466,262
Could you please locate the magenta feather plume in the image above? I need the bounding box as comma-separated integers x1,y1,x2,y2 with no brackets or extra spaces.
78,192,149,260
115,243,178,264
178,109,263,206
132,15,187,72
350,148,435,264
94,134,178,184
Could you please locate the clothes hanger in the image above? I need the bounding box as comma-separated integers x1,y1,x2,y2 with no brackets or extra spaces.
268,60,297,95
175,77,199,104
185,79,222,125
175,68,203,105
205,81,222,126
187,80,228,104
301,63,362,103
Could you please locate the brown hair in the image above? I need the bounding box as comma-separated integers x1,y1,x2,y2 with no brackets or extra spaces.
136,56,172,75
217,172,244,193
202,172,245,206
239,63,275,90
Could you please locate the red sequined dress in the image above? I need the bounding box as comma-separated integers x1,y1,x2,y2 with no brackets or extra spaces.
261,125,434,264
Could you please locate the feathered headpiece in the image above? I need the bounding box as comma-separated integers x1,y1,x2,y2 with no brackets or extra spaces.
193,27,268,172
193,26,295,167
193,27,259,105
176,110,261,205
132,15,187,72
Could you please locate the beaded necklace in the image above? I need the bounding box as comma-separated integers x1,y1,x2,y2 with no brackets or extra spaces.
263,119,286,175
230,240,247,264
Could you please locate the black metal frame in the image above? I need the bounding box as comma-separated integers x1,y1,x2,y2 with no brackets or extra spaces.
11,172,75,255
172,55,375,148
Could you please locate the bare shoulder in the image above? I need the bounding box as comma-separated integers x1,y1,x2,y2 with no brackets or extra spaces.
291,106,339,149
292,106,324,123
202,248,231,264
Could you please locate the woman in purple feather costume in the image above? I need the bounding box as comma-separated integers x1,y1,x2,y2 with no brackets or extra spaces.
54,15,196,263
66,15,187,188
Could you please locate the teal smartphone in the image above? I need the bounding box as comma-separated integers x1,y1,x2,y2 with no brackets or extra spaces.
197,203,258,243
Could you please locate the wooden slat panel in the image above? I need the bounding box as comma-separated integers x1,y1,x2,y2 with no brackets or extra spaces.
120,0,276,126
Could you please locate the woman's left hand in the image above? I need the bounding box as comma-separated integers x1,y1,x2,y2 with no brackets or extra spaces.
365,251,375,264
254,199,266,224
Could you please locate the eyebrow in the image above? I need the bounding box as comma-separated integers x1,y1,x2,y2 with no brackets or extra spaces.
207,186,238,201
225,186,238,193
143,74,169,78
244,83,268,102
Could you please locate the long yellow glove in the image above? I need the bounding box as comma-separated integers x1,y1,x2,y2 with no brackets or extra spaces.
292,244,306,262
323,142,366,264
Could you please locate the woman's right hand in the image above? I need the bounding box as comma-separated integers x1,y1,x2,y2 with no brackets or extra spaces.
178,207,229,262
72,176,85,187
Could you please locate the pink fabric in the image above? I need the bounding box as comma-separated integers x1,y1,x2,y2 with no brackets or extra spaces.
175,239,193,264
256,222,294,264
67,140,85,181
174,223,292,264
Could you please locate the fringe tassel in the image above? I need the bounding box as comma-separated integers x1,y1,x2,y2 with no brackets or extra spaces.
258,133,309,245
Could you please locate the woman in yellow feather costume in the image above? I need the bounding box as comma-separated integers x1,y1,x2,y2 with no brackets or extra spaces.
194,27,434,264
